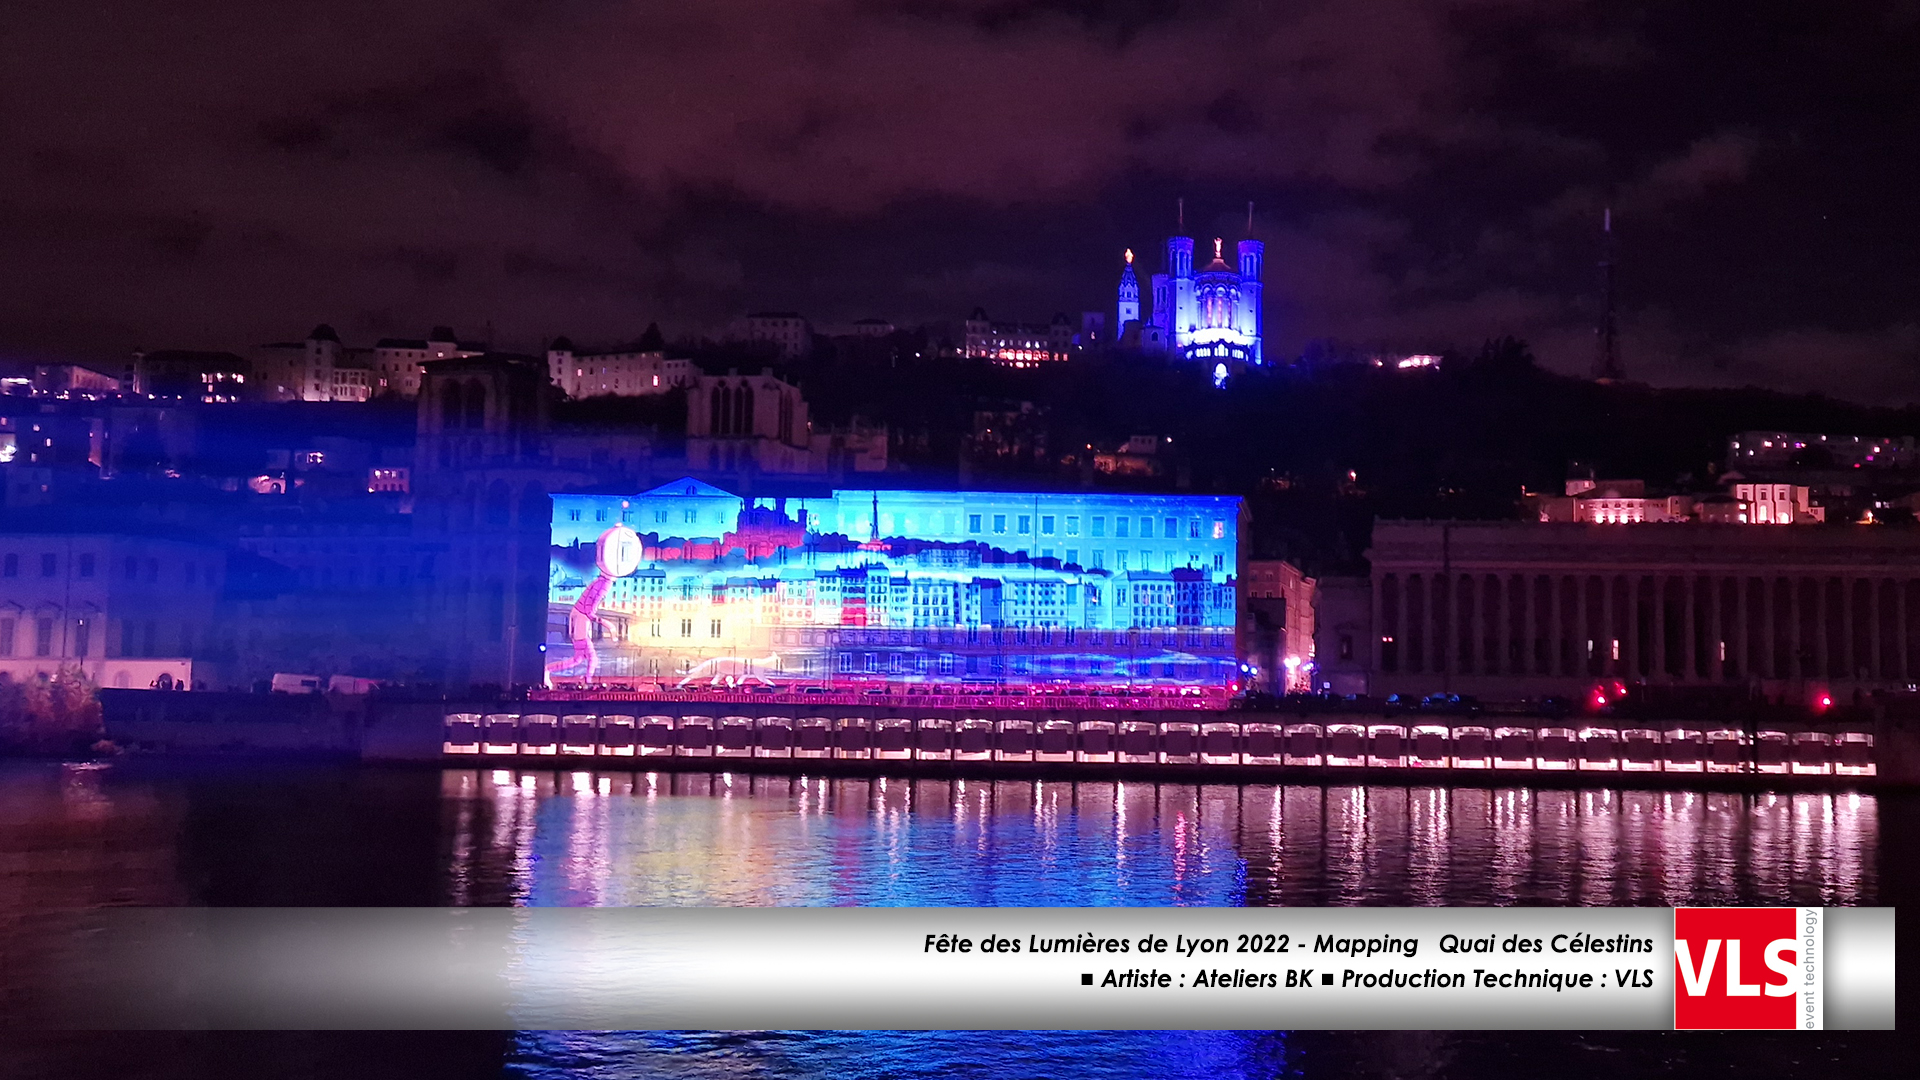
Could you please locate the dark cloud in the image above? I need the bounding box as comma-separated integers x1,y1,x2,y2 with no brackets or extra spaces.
0,0,1916,397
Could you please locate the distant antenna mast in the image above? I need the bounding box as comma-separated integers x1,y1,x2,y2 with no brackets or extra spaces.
1246,201,1254,235
1177,197,1185,232
1594,207,1623,381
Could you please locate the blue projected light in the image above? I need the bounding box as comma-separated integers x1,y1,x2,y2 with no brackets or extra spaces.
545,479,1242,691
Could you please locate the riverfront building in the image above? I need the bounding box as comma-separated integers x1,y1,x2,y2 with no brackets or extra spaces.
547,479,1246,690
0,524,214,689
1365,520,1920,702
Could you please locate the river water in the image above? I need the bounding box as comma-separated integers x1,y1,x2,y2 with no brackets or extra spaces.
0,760,1909,1078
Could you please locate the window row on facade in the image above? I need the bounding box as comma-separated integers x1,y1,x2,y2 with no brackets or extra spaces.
0,614,189,659
1374,571,1920,683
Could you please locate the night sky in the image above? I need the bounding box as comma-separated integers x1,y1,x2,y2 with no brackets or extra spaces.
4,1,1919,398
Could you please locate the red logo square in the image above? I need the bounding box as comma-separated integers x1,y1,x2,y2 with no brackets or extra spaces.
1674,907,1802,1030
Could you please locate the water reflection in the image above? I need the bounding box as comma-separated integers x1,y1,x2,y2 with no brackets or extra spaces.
439,771,1879,910
0,762,1898,1080
448,771,1883,1080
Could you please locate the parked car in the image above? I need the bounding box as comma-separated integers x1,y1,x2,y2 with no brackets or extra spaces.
270,673,322,695
1418,693,1483,717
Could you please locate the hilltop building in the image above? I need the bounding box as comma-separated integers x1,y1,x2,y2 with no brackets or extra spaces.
1117,216,1265,367
545,334,693,399
962,310,1073,367
255,325,482,402
733,313,813,360
686,370,888,478
1728,432,1919,471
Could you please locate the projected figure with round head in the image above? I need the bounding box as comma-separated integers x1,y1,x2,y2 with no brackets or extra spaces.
546,524,642,684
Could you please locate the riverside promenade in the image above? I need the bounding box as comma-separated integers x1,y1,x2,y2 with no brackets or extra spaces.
98,689,1913,789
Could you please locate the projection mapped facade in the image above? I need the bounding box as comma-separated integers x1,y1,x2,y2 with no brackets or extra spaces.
547,478,1244,689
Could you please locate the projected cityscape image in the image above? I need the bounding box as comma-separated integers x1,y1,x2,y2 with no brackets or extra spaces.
547,479,1243,691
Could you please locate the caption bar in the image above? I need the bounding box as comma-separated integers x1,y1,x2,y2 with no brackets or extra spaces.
27,906,1895,1030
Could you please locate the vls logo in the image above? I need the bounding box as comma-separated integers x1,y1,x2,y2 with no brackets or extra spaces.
1673,907,1822,1030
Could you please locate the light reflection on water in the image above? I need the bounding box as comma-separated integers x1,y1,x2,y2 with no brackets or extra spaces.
0,762,1889,1079
439,771,1877,911
433,769,1886,1080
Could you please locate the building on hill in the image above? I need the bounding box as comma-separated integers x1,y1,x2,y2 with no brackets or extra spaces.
1697,484,1824,525
962,309,1072,367
370,326,484,398
1728,432,1917,471
545,336,693,398
687,370,811,475
732,313,812,359
1094,436,1169,478
28,364,119,397
255,324,352,401
1117,214,1265,368
255,325,482,402
686,370,888,479
1527,477,1824,525
122,351,250,402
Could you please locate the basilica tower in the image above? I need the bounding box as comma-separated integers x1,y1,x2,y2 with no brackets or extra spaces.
1166,234,1197,350
1116,249,1141,332
1237,238,1264,366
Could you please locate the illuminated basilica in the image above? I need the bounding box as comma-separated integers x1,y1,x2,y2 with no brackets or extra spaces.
1117,223,1264,368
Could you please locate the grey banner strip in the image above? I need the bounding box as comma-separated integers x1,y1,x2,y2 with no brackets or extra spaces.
30,907,1894,1031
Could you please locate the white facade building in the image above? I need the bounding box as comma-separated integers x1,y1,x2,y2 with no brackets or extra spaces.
370,327,481,399
962,309,1073,367
0,529,220,689
256,325,480,402
735,313,812,359
546,337,694,398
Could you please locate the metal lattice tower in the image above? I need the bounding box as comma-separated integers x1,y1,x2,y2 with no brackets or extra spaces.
1594,207,1623,382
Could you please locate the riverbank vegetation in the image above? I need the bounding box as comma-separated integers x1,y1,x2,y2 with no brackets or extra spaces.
0,669,108,755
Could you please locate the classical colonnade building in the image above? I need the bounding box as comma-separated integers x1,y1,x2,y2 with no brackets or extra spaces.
1366,521,1920,702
